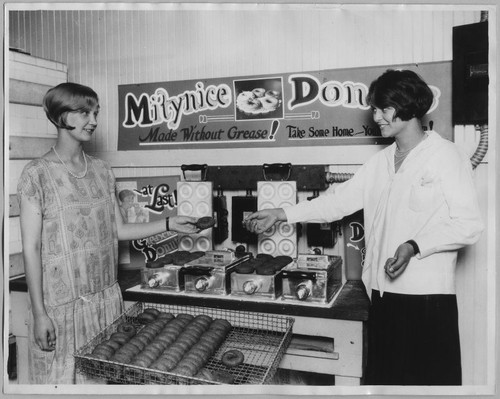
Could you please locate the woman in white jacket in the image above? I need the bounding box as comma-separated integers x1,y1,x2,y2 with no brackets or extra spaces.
243,69,483,385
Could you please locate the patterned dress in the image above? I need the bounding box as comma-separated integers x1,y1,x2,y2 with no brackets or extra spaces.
17,155,124,384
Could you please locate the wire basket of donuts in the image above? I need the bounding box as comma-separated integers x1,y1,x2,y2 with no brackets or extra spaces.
74,301,294,385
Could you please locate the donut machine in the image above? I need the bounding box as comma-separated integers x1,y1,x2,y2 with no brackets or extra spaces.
140,251,205,292
229,255,294,299
182,250,251,295
281,254,343,304
257,180,298,257
129,164,352,307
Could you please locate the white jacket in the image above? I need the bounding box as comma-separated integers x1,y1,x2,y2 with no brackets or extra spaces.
285,131,484,296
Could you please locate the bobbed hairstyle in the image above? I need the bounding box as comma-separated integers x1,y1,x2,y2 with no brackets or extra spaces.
118,189,135,202
43,82,99,130
366,69,434,121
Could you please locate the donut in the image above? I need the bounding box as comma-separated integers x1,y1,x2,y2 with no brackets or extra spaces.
157,330,178,343
265,89,280,98
142,324,163,336
110,351,133,364
148,340,168,352
196,368,215,381
202,330,225,346
166,346,185,362
160,354,180,368
177,359,200,375
131,357,151,368
132,334,150,347
151,357,176,372
117,322,137,338
116,344,139,358
140,348,159,363
185,323,205,337
256,253,274,261
193,314,213,327
129,335,149,351
126,338,145,352
252,88,266,98
176,313,194,322
172,251,190,265
211,370,236,384
212,319,232,331
194,340,216,356
178,331,199,346
143,307,161,317
103,339,122,351
261,94,279,110
157,312,175,322
235,262,255,274
273,255,293,270
92,344,114,359
110,332,130,345
162,324,184,336
172,339,191,353
138,329,157,342
256,263,275,275
221,349,244,368
137,312,156,324
187,347,209,363
208,323,231,336
274,255,293,264
195,216,216,230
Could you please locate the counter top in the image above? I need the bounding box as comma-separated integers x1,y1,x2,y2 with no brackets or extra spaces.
10,269,370,322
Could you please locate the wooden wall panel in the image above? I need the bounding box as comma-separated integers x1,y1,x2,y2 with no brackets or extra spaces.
7,7,480,156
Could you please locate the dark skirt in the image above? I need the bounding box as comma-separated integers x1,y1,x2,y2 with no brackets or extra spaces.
364,290,462,385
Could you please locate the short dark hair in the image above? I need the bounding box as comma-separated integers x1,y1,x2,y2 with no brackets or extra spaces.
118,189,135,201
43,82,99,130
366,69,434,121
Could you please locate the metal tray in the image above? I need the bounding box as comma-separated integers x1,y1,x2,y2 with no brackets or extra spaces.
74,302,294,385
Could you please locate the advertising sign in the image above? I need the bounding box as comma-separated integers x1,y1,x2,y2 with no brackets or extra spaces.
116,175,180,269
118,61,452,150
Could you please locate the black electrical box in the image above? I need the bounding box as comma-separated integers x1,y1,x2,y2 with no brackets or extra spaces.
452,21,488,124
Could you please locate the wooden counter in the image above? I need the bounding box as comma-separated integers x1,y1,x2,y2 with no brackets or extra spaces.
10,269,370,322
9,270,370,385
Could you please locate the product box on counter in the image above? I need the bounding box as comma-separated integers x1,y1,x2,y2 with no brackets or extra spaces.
117,175,180,270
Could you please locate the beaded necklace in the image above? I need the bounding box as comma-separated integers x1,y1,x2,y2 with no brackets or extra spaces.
52,146,88,179
393,133,428,171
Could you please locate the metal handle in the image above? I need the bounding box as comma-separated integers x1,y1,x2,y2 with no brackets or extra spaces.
181,164,208,181
262,163,292,181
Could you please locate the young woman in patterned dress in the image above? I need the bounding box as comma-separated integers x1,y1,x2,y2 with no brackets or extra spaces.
17,82,199,384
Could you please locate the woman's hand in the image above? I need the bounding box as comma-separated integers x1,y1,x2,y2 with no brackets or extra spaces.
33,313,56,351
384,242,415,279
169,215,199,234
242,208,286,234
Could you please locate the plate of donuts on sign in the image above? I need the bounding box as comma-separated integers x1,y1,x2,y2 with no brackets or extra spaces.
236,88,282,118
234,76,284,121
74,302,293,385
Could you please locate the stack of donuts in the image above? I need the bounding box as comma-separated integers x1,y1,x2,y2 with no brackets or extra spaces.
235,254,293,275
86,307,237,383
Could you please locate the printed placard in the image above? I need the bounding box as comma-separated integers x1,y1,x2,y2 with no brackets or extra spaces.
118,61,451,150
116,175,180,269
